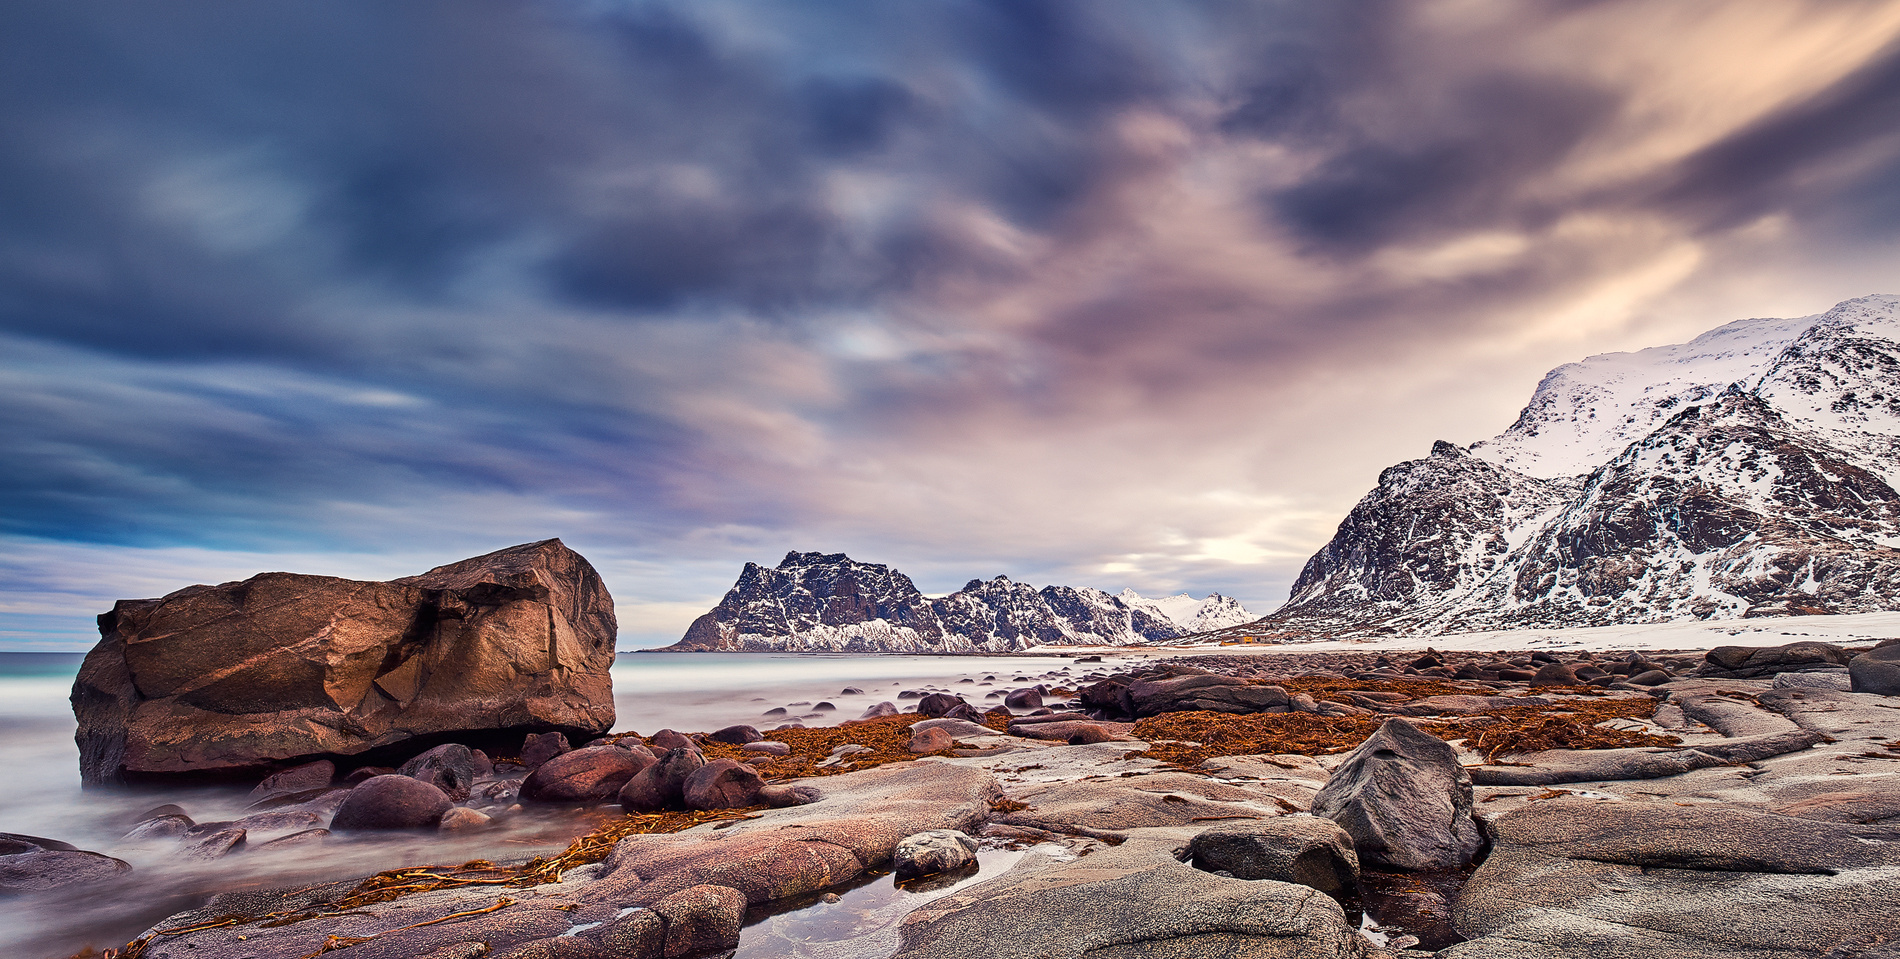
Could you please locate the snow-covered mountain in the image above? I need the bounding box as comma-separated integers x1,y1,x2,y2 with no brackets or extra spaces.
669,552,1225,651
1217,294,1900,639
1118,589,1255,632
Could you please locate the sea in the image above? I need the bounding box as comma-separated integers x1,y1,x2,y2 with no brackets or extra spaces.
0,650,1088,958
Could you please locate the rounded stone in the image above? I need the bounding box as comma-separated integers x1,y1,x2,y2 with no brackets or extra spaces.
330,775,453,831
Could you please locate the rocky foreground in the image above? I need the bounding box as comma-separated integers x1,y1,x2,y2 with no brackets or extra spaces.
24,637,1895,959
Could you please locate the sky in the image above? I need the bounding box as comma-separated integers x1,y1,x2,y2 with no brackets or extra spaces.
5,0,1900,650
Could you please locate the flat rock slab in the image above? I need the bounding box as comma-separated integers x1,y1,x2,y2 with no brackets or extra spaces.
892,832,1372,959
1449,799,1900,959
998,772,1290,833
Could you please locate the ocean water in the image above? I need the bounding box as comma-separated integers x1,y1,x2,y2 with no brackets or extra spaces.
0,650,1086,958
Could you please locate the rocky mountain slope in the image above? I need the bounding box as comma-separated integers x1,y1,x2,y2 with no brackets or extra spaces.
1218,294,1900,639
670,552,1251,652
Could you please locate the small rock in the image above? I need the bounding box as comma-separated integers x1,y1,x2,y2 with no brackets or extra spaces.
1066,724,1121,745
1186,818,1360,897
917,693,969,718
246,760,336,803
1775,671,1852,691
331,775,453,831
742,741,791,756
121,815,194,843
619,746,707,812
840,687,865,695
398,744,480,801
438,807,492,831
650,729,696,751
759,784,823,807
859,701,899,719
684,759,767,810
520,732,571,770
181,827,246,860
1004,687,1044,710
708,725,763,745
251,828,329,851
520,745,654,804
892,829,977,879
1532,663,1581,684
910,727,955,753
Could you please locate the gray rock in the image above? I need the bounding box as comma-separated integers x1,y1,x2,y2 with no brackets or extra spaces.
1310,718,1483,871
1851,643,1900,694
1468,729,1827,786
1701,641,1853,678
1773,670,1852,691
121,815,194,843
1450,800,1900,959
399,744,480,801
1125,674,1290,717
892,829,978,879
246,760,336,803
891,832,1368,959
860,701,900,719
330,775,453,830
1186,817,1360,898
741,740,790,756
0,834,130,893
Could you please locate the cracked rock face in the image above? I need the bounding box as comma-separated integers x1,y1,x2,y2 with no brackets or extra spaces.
71,539,617,785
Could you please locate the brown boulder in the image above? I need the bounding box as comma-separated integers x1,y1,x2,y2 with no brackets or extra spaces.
71,540,617,785
520,745,652,804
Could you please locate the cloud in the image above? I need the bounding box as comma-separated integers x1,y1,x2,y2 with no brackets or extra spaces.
4,0,1900,647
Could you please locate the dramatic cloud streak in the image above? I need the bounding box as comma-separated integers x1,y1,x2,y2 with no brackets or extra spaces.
5,0,1900,646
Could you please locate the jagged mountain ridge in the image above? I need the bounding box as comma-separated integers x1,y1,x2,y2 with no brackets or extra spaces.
1221,294,1900,639
671,552,1252,652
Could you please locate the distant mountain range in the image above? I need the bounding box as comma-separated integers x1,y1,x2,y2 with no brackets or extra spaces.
1206,293,1900,640
666,551,1252,652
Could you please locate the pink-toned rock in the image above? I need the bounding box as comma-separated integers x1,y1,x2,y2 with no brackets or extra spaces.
619,746,706,812
520,745,652,804
683,759,766,811
520,732,570,770
909,726,955,753
652,884,745,958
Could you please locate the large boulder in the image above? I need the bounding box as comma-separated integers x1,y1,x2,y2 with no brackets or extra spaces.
1850,642,1900,695
1310,718,1483,871
71,540,617,785
1125,674,1290,717
1700,641,1853,679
